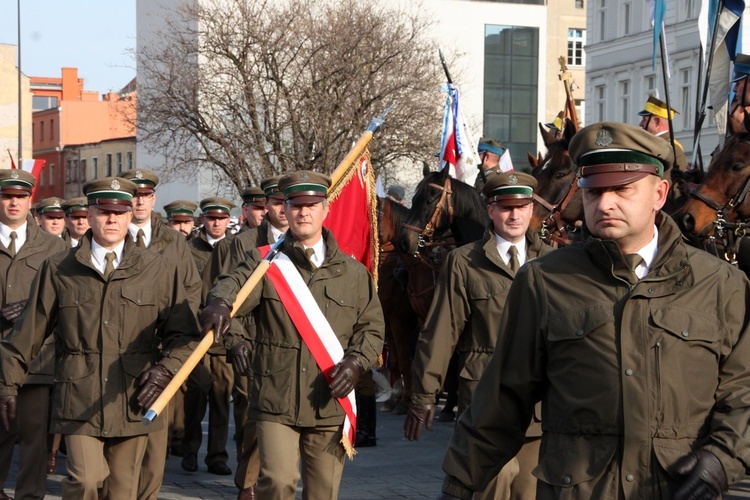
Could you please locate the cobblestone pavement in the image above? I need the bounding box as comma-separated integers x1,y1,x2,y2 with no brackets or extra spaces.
5,403,750,499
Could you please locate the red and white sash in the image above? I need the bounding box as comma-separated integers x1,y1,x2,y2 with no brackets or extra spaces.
260,247,357,458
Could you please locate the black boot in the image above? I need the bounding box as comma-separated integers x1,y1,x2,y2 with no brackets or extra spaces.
355,392,377,447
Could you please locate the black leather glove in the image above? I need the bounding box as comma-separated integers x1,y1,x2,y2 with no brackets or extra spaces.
0,395,17,432
228,341,252,376
0,300,27,324
404,402,435,441
199,298,233,344
329,355,365,399
136,364,173,409
673,449,727,500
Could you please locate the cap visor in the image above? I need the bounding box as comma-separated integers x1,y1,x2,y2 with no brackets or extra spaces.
578,172,650,189
489,197,534,207
91,203,132,213
285,195,327,205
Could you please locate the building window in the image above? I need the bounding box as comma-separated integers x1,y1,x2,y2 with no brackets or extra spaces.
40,121,45,141
484,25,539,168
681,68,693,130
623,2,631,36
595,85,606,122
93,157,99,179
567,29,585,67
50,119,55,140
117,153,123,174
81,159,87,182
49,164,55,186
576,0,584,7
597,0,606,42
619,80,630,123
66,160,73,182
644,75,656,97
106,154,113,176
127,151,133,170
681,0,698,20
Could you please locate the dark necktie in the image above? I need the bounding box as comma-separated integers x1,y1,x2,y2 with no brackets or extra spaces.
305,247,317,270
507,245,520,273
104,252,116,280
624,253,643,283
8,231,17,257
136,229,146,248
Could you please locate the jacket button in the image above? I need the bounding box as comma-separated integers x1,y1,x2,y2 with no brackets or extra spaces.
486,293,492,298
137,299,141,304
625,369,633,376
562,476,571,485
681,330,689,337
648,288,655,293
74,301,79,305
301,367,306,373
336,269,341,273
103,320,108,325
104,378,108,382
626,474,634,482
102,431,108,436
575,329,584,337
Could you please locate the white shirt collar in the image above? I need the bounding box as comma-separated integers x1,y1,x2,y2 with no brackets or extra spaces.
270,224,285,243
631,225,659,279
304,237,326,268
128,222,152,248
206,232,225,247
0,220,28,253
494,232,527,267
90,238,126,275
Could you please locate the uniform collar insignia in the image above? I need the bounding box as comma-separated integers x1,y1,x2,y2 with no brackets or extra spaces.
595,128,613,147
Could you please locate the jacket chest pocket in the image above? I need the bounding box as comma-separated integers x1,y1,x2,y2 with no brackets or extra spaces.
323,285,356,333
53,354,98,422
23,253,46,273
120,286,157,342
250,347,295,415
58,288,98,349
467,281,505,307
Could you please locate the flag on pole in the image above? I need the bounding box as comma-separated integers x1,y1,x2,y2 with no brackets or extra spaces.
7,150,16,169
22,159,46,199
648,0,671,76
499,149,514,173
438,83,479,186
325,149,378,278
699,0,745,139
375,173,386,199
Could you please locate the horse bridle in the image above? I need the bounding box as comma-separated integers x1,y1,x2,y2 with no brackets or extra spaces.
689,176,750,263
532,173,581,247
402,177,454,250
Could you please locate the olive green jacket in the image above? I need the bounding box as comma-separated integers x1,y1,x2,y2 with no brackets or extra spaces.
207,228,384,427
411,228,551,418
0,234,200,437
0,215,68,384
148,212,202,313
442,213,750,499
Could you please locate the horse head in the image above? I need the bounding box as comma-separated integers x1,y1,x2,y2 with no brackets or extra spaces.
530,121,583,233
378,196,409,247
678,133,750,238
398,166,488,255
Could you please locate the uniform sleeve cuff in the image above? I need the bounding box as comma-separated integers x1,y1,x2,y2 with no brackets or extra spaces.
410,393,437,405
0,385,18,397
441,476,473,500
703,444,745,485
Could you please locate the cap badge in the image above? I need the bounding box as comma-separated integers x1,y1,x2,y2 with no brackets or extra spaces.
52,200,61,207
111,179,121,190
10,171,18,180
595,128,613,147
135,170,143,180
300,171,309,182
178,203,185,209
508,174,518,185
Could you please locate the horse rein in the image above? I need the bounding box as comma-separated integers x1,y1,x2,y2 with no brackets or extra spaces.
533,174,581,247
402,177,454,250
689,176,750,263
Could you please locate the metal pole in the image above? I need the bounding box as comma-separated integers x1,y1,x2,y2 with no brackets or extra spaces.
17,0,22,163
659,31,679,167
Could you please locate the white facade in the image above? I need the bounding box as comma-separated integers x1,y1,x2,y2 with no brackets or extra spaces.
136,0,556,206
585,0,750,166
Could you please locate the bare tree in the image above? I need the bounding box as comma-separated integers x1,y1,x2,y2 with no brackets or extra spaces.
137,0,447,192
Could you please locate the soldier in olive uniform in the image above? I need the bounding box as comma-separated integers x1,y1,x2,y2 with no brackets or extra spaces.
164,200,198,238
0,177,200,500
203,177,287,499
473,138,506,194
120,169,202,499
240,187,267,231
406,172,552,499
0,170,68,500
204,171,384,499
37,197,67,237
438,123,750,500
62,197,89,247
182,197,236,476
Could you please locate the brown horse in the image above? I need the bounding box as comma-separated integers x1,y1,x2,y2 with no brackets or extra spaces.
378,197,440,412
530,120,583,245
677,133,750,266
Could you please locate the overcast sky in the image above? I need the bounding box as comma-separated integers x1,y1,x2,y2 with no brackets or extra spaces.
0,0,136,93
